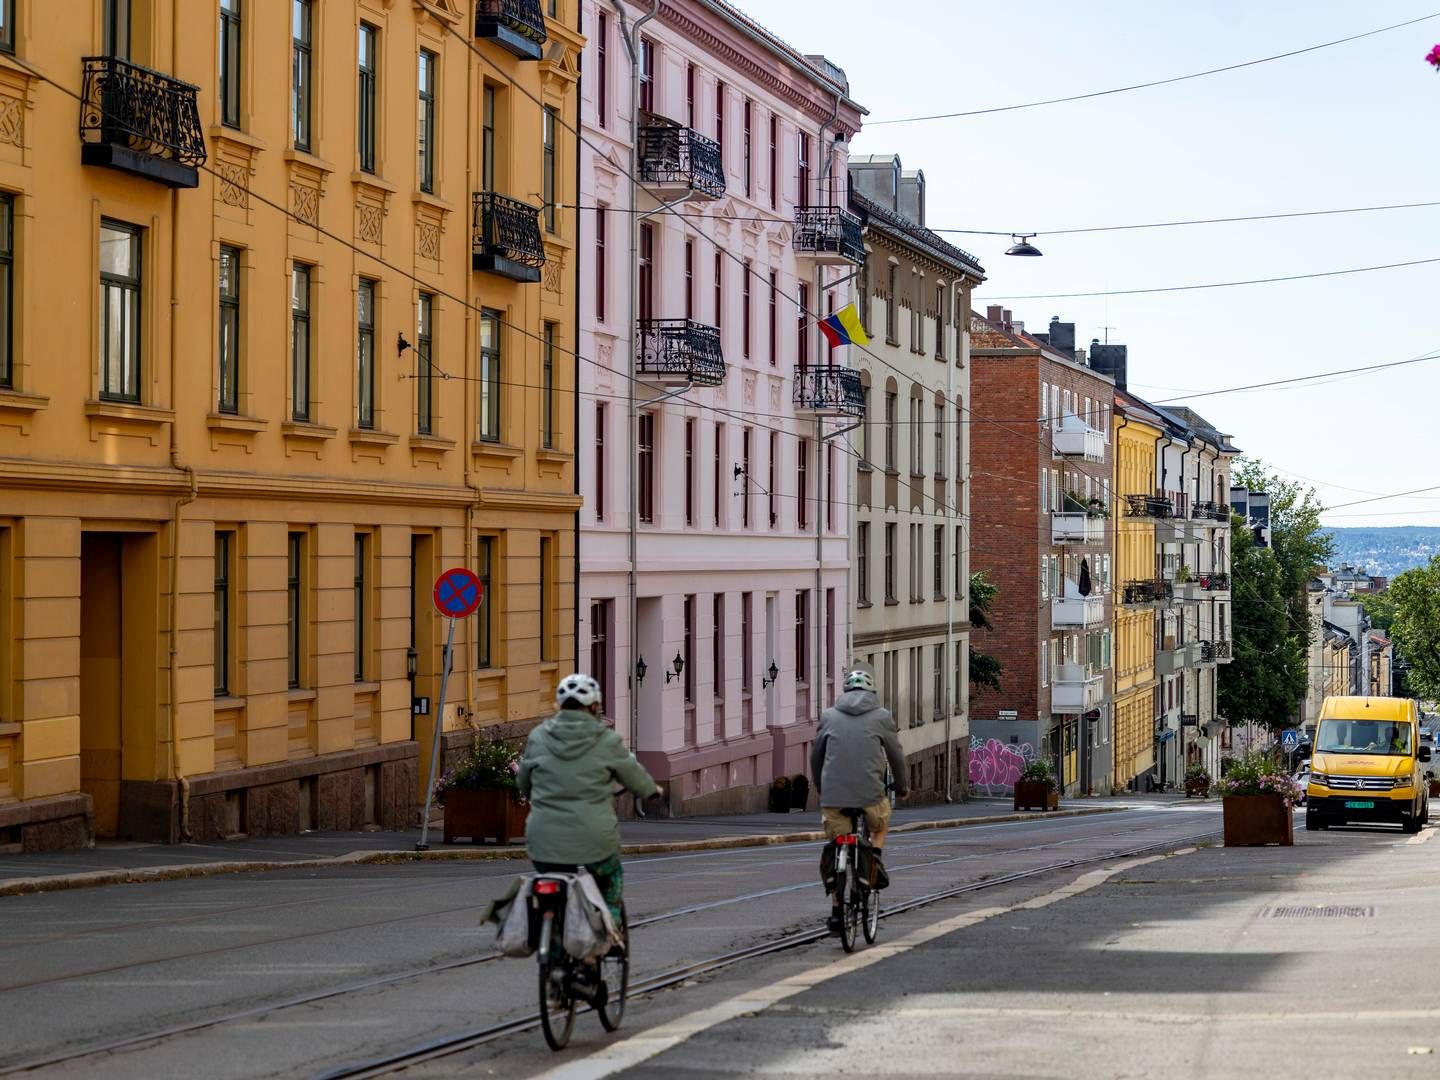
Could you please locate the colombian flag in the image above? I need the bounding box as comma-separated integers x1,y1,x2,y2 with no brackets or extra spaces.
817,303,870,349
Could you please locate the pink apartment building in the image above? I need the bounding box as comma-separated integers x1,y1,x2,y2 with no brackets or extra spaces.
578,0,866,812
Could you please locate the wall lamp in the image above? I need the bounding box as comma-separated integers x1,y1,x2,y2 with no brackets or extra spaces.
406,646,418,680
665,652,686,684
635,656,648,686
761,661,780,688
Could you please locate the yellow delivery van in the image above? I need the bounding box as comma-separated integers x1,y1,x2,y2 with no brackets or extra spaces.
1306,696,1431,833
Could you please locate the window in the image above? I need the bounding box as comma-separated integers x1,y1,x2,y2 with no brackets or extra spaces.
356,279,376,428
99,221,142,403
683,594,695,705
884,524,896,602
684,418,696,527
684,239,694,319
594,403,606,521
353,533,368,681
934,403,945,477
885,264,897,343
219,0,242,128
795,590,810,686
713,594,725,701
639,37,654,113
475,536,494,668
214,532,233,696
481,85,495,190
105,0,130,59
217,246,241,414
417,50,436,193
857,522,870,604
594,204,606,321
858,260,870,334
712,423,724,527
638,223,653,323
539,536,554,662
797,133,810,209
638,412,655,523
767,271,778,366
416,293,434,435
955,525,963,598
796,283,809,369
797,438,809,530
292,0,312,149
825,588,835,691
934,524,945,598
858,385,870,465
741,592,753,698
909,397,922,475
934,643,945,718
826,444,835,532
541,322,556,449
741,428,752,528
768,114,777,209
287,532,305,688
935,284,946,358
910,524,923,602
543,106,558,232
742,99,752,197
686,62,695,128
955,402,964,491
0,196,10,388
357,24,378,173
479,309,501,441
713,252,722,328
884,391,897,470
290,264,311,421
0,0,13,54
596,12,608,127
715,81,726,164
768,431,778,528
589,600,610,704
742,261,751,358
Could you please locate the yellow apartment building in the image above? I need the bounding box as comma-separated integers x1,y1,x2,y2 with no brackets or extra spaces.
1112,394,1163,788
0,0,582,849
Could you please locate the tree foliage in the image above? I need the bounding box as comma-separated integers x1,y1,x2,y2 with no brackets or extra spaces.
1218,521,1307,729
969,570,1003,693
1387,557,1440,701
1357,590,1397,632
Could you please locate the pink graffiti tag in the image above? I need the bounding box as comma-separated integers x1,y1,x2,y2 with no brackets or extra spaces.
968,738,1033,790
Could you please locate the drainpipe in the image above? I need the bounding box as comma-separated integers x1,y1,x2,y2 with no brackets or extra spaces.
572,2,584,675
942,277,966,802
462,39,481,742
611,0,658,752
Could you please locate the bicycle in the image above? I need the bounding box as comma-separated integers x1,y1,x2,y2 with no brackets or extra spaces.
832,806,881,953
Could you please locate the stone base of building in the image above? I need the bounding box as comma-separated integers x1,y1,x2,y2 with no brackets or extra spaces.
900,740,971,805
0,794,94,853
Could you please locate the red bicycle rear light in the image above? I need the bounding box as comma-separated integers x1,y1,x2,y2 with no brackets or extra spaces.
836,834,858,846
535,880,562,895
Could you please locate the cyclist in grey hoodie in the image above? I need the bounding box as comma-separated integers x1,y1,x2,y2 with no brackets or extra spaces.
810,669,909,932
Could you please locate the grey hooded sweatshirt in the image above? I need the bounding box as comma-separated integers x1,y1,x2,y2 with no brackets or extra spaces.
518,709,659,865
810,689,909,808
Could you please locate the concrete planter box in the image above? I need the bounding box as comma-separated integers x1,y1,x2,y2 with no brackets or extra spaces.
442,788,529,844
1222,794,1293,847
1014,781,1059,812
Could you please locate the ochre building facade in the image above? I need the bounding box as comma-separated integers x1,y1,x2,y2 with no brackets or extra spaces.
0,0,582,849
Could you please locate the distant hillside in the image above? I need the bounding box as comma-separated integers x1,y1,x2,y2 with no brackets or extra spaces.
1323,526,1440,579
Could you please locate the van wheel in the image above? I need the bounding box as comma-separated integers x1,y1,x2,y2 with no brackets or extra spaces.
1403,815,1422,835
1305,812,1326,831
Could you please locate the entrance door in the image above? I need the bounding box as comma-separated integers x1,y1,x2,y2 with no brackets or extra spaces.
410,532,436,801
80,534,123,838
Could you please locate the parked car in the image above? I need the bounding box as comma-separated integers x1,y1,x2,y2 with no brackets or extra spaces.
1293,764,1310,805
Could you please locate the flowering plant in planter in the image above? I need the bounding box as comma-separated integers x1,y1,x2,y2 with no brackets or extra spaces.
1427,44,1440,70
434,732,525,804
1019,758,1057,792
1185,763,1211,783
1214,751,1303,808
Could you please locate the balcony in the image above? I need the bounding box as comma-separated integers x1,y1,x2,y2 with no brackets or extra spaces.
472,192,545,283
793,206,865,265
638,118,725,200
636,319,726,387
1124,493,1174,520
1051,593,1105,629
1156,640,1199,676
1199,571,1231,593
1052,663,1105,714
1191,500,1230,527
1051,512,1105,546
79,57,206,188
1122,579,1171,606
1216,640,1233,663
793,365,865,418
1200,640,1233,665
1051,414,1105,462
474,0,547,61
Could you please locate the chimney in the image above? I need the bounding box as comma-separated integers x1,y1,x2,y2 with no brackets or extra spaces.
1088,341,1128,390
898,169,926,225
1001,308,1012,331
1046,316,1075,353
986,305,1003,324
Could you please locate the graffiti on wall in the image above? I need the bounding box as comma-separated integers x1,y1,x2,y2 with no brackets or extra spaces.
968,736,1037,795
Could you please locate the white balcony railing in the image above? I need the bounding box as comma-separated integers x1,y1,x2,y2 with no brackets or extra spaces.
1052,663,1105,713
1050,512,1105,545
1052,414,1105,462
1051,593,1105,629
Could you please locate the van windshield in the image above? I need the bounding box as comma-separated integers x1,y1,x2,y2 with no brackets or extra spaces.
1315,719,1412,756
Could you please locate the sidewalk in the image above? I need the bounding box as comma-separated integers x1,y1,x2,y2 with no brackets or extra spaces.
0,794,1170,896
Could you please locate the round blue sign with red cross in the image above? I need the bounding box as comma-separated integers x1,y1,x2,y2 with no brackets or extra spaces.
433,567,483,619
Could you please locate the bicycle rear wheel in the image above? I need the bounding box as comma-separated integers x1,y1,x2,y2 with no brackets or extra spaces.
537,914,576,1051
862,886,879,943
839,871,860,953
598,904,630,1032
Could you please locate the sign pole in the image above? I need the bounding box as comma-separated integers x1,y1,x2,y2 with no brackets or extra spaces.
416,616,457,852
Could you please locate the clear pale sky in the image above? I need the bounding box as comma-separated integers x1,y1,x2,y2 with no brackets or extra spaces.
738,0,1440,526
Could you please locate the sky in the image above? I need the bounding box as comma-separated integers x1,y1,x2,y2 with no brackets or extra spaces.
737,0,1440,527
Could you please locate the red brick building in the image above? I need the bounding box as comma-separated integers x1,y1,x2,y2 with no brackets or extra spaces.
968,309,1116,795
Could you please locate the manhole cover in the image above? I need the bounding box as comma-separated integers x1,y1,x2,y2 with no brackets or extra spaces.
1263,904,1373,918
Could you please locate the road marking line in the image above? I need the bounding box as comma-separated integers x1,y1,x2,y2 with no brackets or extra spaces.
767,1004,1440,1023
531,852,1171,1080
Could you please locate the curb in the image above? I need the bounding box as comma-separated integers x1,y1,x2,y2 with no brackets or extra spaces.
0,806,1120,899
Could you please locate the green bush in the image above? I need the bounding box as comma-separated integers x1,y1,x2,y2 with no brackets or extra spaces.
1019,758,1056,791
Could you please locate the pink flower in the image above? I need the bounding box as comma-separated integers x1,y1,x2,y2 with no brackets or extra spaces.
1428,44,1440,68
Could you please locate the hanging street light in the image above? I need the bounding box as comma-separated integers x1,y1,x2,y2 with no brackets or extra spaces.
1005,233,1043,257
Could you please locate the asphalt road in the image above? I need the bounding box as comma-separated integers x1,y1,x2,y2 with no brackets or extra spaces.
0,802,1221,1078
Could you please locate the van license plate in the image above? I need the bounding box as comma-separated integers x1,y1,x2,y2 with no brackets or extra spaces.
1344,800,1374,809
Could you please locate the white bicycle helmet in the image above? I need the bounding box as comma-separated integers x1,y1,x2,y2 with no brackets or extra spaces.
556,672,602,710
844,669,875,693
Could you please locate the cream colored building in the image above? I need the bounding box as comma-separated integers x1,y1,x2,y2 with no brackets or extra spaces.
0,0,582,848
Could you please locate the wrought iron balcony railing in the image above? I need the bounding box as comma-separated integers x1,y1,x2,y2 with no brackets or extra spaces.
1191,500,1229,523
475,0,547,61
472,192,545,283
637,319,726,387
1199,641,1219,664
1199,572,1231,591
793,206,865,264
638,121,725,199
794,365,865,418
1122,580,1160,605
79,56,206,188
1124,493,1174,519
1213,640,1233,661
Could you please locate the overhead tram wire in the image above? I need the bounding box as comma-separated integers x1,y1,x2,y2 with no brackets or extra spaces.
865,10,1440,125
1150,349,1440,405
